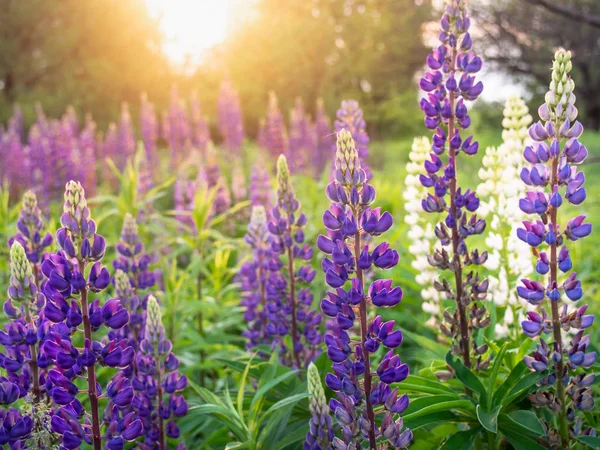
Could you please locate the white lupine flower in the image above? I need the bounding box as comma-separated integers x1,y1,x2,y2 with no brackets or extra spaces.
404,137,442,323
477,96,534,338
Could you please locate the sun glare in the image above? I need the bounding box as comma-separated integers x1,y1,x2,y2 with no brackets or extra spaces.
146,0,237,65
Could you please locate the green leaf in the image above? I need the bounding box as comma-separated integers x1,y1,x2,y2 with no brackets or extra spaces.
507,411,544,436
397,375,458,395
445,351,487,404
578,436,600,449
476,404,502,433
498,413,546,450
404,411,469,430
491,362,528,407
503,432,547,450
503,371,546,406
439,427,481,450
404,395,462,415
486,343,508,409
402,400,475,423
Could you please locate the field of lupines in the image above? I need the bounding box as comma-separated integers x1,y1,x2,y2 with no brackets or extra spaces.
0,1,599,449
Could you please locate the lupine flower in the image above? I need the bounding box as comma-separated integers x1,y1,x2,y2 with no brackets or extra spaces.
163,86,191,170
268,155,322,368
250,162,273,212
404,137,443,325
231,164,248,204
9,190,53,272
265,92,288,159
303,363,333,450
287,97,311,173
174,177,197,228
477,96,534,339
199,149,231,216
517,49,596,448
334,100,371,179
240,206,277,350
320,130,411,449
141,92,159,171
3,241,54,446
0,408,33,447
191,91,211,155
313,98,334,178
217,79,245,155
113,213,156,291
137,296,188,449
419,0,489,371
117,102,136,171
42,181,141,449
78,115,99,198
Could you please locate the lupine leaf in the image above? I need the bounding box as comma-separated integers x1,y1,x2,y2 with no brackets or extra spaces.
491,362,528,407
398,375,457,395
439,427,481,449
445,351,488,405
498,413,545,450
507,410,544,435
486,343,508,409
404,410,470,430
578,436,600,449
476,404,502,433
405,394,463,415
503,371,546,406
402,400,476,423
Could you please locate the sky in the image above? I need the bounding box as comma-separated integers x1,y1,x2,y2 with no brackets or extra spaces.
145,0,522,102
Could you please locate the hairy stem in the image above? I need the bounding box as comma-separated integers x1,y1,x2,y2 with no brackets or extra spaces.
549,152,570,446
353,230,377,449
24,304,41,403
448,46,471,368
79,260,102,450
286,246,302,369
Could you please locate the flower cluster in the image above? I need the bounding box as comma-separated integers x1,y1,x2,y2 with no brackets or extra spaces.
265,92,288,159
199,149,232,216
517,49,596,448
217,79,245,155
135,296,188,449
314,98,335,177
268,155,322,368
477,96,534,338
41,181,141,449
250,162,273,212
334,100,371,179
140,92,159,173
240,206,278,350
320,130,411,449
191,91,211,155
303,362,333,450
404,137,442,325
419,0,489,370
162,86,192,170
287,97,312,173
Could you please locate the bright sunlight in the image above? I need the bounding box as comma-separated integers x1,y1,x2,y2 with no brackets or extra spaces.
146,0,238,64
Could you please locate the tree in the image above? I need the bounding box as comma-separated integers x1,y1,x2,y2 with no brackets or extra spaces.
0,0,170,127
470,0,600,129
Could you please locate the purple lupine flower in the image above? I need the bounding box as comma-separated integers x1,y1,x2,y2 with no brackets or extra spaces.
137,296,188,449
41,181,141,449
217,79,245,155
191,91,211,155
257,118,268,151
9,190,53,271
313,98,334,178
320,130,411,449
78,115,99,198
141,92,159,172
265,92,288,159
199,153,231,216
287,97,311,173
113,213,156,291
334,100,371,179
231,164,248,205
268,155,322,368
163,86,191,170
174,178,197,228
0,408,33,447
250,162,273,212
517,49,596,447
419,0,490,372
117,103,136,170
304,362,333,450
240,206,278,350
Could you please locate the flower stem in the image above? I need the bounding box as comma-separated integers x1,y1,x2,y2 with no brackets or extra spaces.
286,246,302,369
353,230,377,449
155,354,166,450
79,260,102,450
448,46,471,368
549,153,570,447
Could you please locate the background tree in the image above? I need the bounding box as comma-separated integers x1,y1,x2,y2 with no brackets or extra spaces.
0,0,170,127
470,0,600,129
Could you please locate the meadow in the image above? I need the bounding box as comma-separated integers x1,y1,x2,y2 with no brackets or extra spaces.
0,2,599,450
